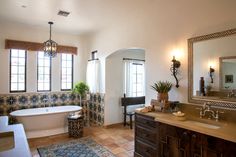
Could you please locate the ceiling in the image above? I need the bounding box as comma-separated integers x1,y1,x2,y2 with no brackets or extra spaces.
0,0,149,35
3,0,235,36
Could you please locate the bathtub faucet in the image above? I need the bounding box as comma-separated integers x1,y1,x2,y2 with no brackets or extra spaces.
43,98,48,107
228,90,235,98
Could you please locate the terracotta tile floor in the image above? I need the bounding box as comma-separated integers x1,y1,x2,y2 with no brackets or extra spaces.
28,124,134,157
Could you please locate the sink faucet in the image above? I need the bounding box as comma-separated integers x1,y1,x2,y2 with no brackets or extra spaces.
227,90,235,98
199,102,220,121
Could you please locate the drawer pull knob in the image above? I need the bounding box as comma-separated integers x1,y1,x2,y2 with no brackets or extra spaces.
183,132,188,136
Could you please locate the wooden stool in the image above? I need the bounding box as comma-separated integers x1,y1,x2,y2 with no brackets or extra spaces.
126,112,135,129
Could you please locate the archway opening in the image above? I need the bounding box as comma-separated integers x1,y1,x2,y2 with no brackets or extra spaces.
104,48,146,126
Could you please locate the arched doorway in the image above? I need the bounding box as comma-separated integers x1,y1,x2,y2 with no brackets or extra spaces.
104,48,145,125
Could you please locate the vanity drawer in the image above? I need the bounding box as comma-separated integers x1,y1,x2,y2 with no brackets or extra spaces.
136,125,157,145
135,113,156,129
135,139,157,157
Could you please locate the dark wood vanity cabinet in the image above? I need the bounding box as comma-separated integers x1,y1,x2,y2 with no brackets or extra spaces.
135,113,158,157
135,113,236,157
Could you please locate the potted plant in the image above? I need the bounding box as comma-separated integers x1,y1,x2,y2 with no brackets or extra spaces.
73,82,89,106
151,81,172,102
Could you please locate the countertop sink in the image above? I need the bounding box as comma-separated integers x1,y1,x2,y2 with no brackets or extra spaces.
0,131,15,152
184,120,221,129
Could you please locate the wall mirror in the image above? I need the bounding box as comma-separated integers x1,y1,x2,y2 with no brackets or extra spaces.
188,28,236,109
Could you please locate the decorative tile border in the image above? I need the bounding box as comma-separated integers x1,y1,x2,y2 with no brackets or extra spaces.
87,93,105,126
0,92,105,126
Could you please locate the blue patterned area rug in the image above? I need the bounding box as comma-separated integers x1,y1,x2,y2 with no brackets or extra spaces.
37,137,116,157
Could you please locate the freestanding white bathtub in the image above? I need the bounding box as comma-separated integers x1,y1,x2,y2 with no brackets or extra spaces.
10,106,82,139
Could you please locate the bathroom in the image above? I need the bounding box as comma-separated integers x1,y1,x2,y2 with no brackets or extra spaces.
0,0,236,157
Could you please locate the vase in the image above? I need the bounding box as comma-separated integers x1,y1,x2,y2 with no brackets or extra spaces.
199,77,205,96
157,93,169,102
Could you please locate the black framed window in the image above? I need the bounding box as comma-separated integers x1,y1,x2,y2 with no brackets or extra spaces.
10,49,27,92
124,59,145,97
37,51,51,91
131,62,145,97
61,53,73,90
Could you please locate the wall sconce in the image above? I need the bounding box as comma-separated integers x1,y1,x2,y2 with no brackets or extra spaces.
209,66,215,83
171,56,181,88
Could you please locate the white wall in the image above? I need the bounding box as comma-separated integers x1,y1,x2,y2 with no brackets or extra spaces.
105,49,145,125
0,21,89,94
84,0,236,125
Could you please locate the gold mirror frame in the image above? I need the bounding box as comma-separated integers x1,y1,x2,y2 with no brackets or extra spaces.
188,28,236,109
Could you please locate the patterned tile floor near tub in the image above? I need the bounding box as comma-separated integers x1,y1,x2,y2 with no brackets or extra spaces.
28,124,134,157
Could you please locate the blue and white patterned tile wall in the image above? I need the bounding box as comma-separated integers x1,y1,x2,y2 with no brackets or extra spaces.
88,93,105,126
0,92,104,126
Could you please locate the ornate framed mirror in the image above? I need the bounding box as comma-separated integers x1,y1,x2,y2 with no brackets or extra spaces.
188,28,236,109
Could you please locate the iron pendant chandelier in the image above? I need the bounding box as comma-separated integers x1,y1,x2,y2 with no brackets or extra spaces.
44,21,57,58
